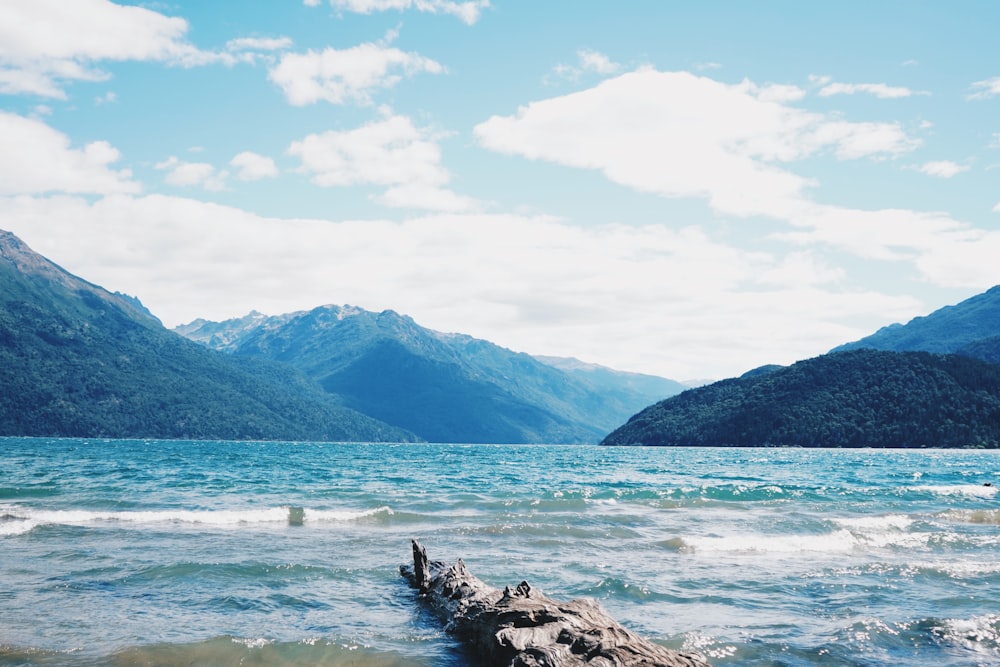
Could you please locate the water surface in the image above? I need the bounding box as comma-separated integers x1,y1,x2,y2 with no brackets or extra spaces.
2,439,998,666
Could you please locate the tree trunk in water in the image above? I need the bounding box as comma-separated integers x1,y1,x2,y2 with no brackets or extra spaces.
401,540,711,667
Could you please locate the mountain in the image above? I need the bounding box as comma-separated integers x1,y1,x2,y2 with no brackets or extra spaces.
176,308,684,444
602,349,1000,448
0,230,415,442
533,355,687,400
833,285,1000,358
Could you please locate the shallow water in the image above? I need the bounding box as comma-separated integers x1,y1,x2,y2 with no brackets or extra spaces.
2,439,998,666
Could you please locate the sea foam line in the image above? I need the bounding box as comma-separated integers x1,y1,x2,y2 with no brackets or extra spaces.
671,514,935,554
908,484,997,498
0,504,391,533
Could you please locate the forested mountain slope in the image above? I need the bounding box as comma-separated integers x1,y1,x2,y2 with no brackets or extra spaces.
0,230,415,442
602,349,1000,448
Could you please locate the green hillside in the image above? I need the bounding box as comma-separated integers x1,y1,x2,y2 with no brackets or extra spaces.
602,349,1000,448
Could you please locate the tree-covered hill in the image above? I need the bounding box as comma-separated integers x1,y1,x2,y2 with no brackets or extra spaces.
601,349,1000,448
0,230,416,442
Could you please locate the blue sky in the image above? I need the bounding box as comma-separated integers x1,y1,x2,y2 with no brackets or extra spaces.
2,1,999,380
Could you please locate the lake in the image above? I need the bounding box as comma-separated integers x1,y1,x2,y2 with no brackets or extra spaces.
2,438,998,666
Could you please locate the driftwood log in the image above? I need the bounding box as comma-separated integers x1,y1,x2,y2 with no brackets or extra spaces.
401,540,710,667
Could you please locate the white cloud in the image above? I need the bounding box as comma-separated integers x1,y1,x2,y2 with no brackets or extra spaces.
288,112,478,211
916,160,969,178
0,111,139,195
771,201,1000,295
471,68,1000,292
476,69,919,221
268,35,444,106
994,202,1000,213
0,193,931,379
578,50,620,75
230,151,278,181
753,83,806,103
155,156,227,191
549,50,621,82
968,76,1000,100
226,37,293,52
317,0,490,24
0,0,231,98
818,82,919,99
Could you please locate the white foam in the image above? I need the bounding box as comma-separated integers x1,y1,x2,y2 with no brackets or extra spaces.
833,514,913,532
683,529,858,554
926,560,1000,578
910,484,998,498
0,518,37,536
937,614,1000,652
831,514,936,549
679,513,935,554
0,504,391,533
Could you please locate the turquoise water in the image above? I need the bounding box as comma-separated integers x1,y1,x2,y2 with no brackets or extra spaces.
2,438,999,666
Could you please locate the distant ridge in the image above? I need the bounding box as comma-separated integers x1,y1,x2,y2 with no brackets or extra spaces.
176,308,684,444
0,229,415,442
833,285,1000,358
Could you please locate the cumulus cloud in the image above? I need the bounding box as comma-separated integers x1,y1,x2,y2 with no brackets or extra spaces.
230,151,279,180
155,156,227,191
968,76,1000,100
0,111,139,195
268,34,443,105
916,160,969,178
288,112,478,211
818,81,920,99
470,68,1000,290
0,193,930,379
314,0,490,24
476,69,919,222
0,0,234,98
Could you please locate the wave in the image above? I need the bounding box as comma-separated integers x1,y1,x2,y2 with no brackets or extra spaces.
941,508,1000,525
0,504,392,535
663,513,941,554
835,614,1000,660
908,483,998,498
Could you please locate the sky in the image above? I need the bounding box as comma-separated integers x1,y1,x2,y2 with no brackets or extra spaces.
1,1,999,382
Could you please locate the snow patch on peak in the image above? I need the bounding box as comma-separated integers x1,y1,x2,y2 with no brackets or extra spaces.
337,305,363,320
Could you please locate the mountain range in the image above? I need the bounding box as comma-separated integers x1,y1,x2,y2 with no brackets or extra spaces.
174,307,685,443
1,229,681,444
603,288,1000,448
6,224,1000,448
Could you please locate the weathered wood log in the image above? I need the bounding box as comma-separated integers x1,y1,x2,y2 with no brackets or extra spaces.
401,540,711,667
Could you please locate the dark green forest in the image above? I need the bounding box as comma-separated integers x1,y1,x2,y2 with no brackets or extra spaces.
602,350,1000,448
